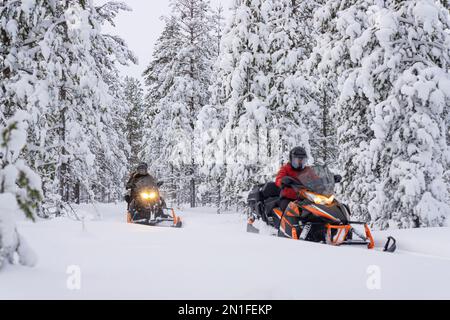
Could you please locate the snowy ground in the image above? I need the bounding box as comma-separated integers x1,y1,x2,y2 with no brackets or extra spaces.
1,203,450,300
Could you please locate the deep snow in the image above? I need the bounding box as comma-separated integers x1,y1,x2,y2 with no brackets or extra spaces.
1,203,449,300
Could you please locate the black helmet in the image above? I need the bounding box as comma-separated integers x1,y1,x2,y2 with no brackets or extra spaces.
289,147,308,170
137,162,148,175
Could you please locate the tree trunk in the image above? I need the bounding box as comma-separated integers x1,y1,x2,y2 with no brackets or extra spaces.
322,89,328,164
216,179,221,215
190,177,196,208
75,181,80,205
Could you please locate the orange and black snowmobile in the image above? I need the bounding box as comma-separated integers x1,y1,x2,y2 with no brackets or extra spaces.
126,177,182,228
246,165,396,252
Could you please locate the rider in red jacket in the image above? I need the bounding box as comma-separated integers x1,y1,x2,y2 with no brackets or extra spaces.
275,147,309,212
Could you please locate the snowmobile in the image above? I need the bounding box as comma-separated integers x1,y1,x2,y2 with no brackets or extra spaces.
246,165,397,253
126,177,182,228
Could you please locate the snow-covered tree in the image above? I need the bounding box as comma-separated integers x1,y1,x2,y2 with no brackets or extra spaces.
1,0,135,209
143,0,215,207
311,0,378,222
313,0,450,228
195,5,226,210
201,0,273,206
363,0,450,228
267,0,319,165
211,4,226,56
196,68,228,210
142,16,183,204
89,2,137,203
0,111,41,269
124,77,145,169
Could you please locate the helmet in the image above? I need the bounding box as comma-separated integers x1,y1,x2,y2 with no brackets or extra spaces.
289,147,308,170
136,162,148,175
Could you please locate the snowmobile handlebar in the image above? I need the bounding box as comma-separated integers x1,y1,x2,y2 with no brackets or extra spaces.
281,176,304,189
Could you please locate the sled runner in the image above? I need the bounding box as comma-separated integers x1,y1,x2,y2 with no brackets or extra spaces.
246,165,397,253
128,207,182,228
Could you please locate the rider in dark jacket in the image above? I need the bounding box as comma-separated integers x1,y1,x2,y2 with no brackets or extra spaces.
125,162,168,218
125,162,158,210
126,163,156,201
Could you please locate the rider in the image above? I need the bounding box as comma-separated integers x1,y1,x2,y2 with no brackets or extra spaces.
275,147,343,213
125,162,168,220
126,162,156,205
275,147,311,213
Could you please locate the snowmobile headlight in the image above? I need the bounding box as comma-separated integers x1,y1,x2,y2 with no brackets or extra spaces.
305,191,335,205
141,191,158,200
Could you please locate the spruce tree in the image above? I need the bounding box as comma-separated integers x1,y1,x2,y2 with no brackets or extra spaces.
1,0,135,210
124,77,145,169
313,0,450,228
0,111,41,268
143,0,215,207
203,0,273,206
267,0,319,166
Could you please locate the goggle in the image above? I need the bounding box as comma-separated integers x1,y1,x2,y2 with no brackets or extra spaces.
292,157,307,167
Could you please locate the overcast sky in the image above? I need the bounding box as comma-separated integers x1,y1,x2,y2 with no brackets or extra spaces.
98,0,233,81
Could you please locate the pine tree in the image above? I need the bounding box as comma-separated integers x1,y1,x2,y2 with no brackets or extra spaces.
311,0,377,222
211,4,226,56
90,1,137,204
0,111,41,268
202,0,273,206
124,77,145,168
267,0,319,166
196,5,226,210
142,16,182,204
313,0,450,228
143,0,215,207
363,0,450,228
1,0,135,210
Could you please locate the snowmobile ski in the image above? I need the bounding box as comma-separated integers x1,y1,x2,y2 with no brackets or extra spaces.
128,208,183,228
247,217,260,234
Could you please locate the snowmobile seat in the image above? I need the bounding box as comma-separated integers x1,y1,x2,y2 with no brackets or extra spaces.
248,184,264,203
261,182,281,200
248,184,264,206
260,182,281,220
248,182,281,222
248,184,265,218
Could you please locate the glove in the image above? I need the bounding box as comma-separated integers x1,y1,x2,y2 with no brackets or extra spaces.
281,176,293,187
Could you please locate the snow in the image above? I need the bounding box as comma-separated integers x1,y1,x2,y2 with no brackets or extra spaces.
20,0,36,16
0,194,19,251
6,20,18,40
1,203,450,300
0,193,37,268
413,0,439,34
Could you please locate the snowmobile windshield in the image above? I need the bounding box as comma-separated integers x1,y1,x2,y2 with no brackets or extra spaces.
296,165,335,196
134,175,158,191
